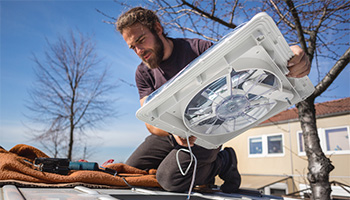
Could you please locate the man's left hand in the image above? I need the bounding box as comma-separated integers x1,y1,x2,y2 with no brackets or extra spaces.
287,45,311,78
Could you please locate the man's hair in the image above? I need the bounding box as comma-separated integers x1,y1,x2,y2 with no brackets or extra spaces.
116,7,166,36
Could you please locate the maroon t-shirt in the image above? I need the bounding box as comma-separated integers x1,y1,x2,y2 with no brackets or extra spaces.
135,38,213,99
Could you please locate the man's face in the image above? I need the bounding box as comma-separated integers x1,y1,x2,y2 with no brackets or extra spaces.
122,23,164,69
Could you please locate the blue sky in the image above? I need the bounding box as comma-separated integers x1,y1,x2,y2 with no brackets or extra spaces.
0,0,148,163
1,0,349,165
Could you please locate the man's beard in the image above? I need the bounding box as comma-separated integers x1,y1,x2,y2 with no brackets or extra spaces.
141,33,164,69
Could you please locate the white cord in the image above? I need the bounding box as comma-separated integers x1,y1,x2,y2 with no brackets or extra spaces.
175,133,197,200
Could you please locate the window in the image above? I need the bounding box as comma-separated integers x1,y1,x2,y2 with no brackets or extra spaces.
325,127,350,153
296,126,350,156
268,135,283,154
249,134,284,157
270,188,286,196
264,182,288,196
297,131,306,156
249,137,263,155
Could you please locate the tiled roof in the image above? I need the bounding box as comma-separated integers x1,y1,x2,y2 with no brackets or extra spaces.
261,97,350,125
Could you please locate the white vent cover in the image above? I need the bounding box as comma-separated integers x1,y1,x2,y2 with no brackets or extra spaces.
136,12,314,149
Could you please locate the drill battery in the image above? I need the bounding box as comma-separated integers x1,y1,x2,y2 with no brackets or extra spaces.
34,157,70,175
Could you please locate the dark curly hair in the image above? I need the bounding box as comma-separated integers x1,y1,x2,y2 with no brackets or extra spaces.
116,7,166,37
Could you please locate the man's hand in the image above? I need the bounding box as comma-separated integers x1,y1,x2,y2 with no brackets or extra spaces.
173,135,197,147
287,45,311,78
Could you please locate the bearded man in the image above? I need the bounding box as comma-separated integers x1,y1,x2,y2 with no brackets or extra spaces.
116,7,310,193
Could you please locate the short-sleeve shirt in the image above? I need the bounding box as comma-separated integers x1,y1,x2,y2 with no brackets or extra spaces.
135,38,213,99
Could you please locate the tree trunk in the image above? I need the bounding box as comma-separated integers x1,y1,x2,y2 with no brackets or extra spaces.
297,97,334,200
68,125,74,160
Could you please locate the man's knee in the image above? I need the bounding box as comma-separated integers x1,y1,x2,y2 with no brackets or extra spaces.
156,166,189,192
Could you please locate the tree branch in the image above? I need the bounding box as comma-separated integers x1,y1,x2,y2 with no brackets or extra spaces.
229,0,239,24
171,21,218,41
313,47,350,97
181,0,237,29
284,0,308,56
270,1,295,28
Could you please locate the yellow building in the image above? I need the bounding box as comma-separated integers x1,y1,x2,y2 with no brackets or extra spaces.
223,97,350,198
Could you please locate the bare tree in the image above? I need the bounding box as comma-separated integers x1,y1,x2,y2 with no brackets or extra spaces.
104,0,349,199
26,31,117,160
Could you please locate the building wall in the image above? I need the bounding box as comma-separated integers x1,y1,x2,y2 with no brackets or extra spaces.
224,113,350,193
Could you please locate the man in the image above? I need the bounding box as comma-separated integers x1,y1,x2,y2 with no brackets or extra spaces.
116,7,310,193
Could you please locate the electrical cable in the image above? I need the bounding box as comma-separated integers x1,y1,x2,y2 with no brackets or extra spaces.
175,132,197,200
